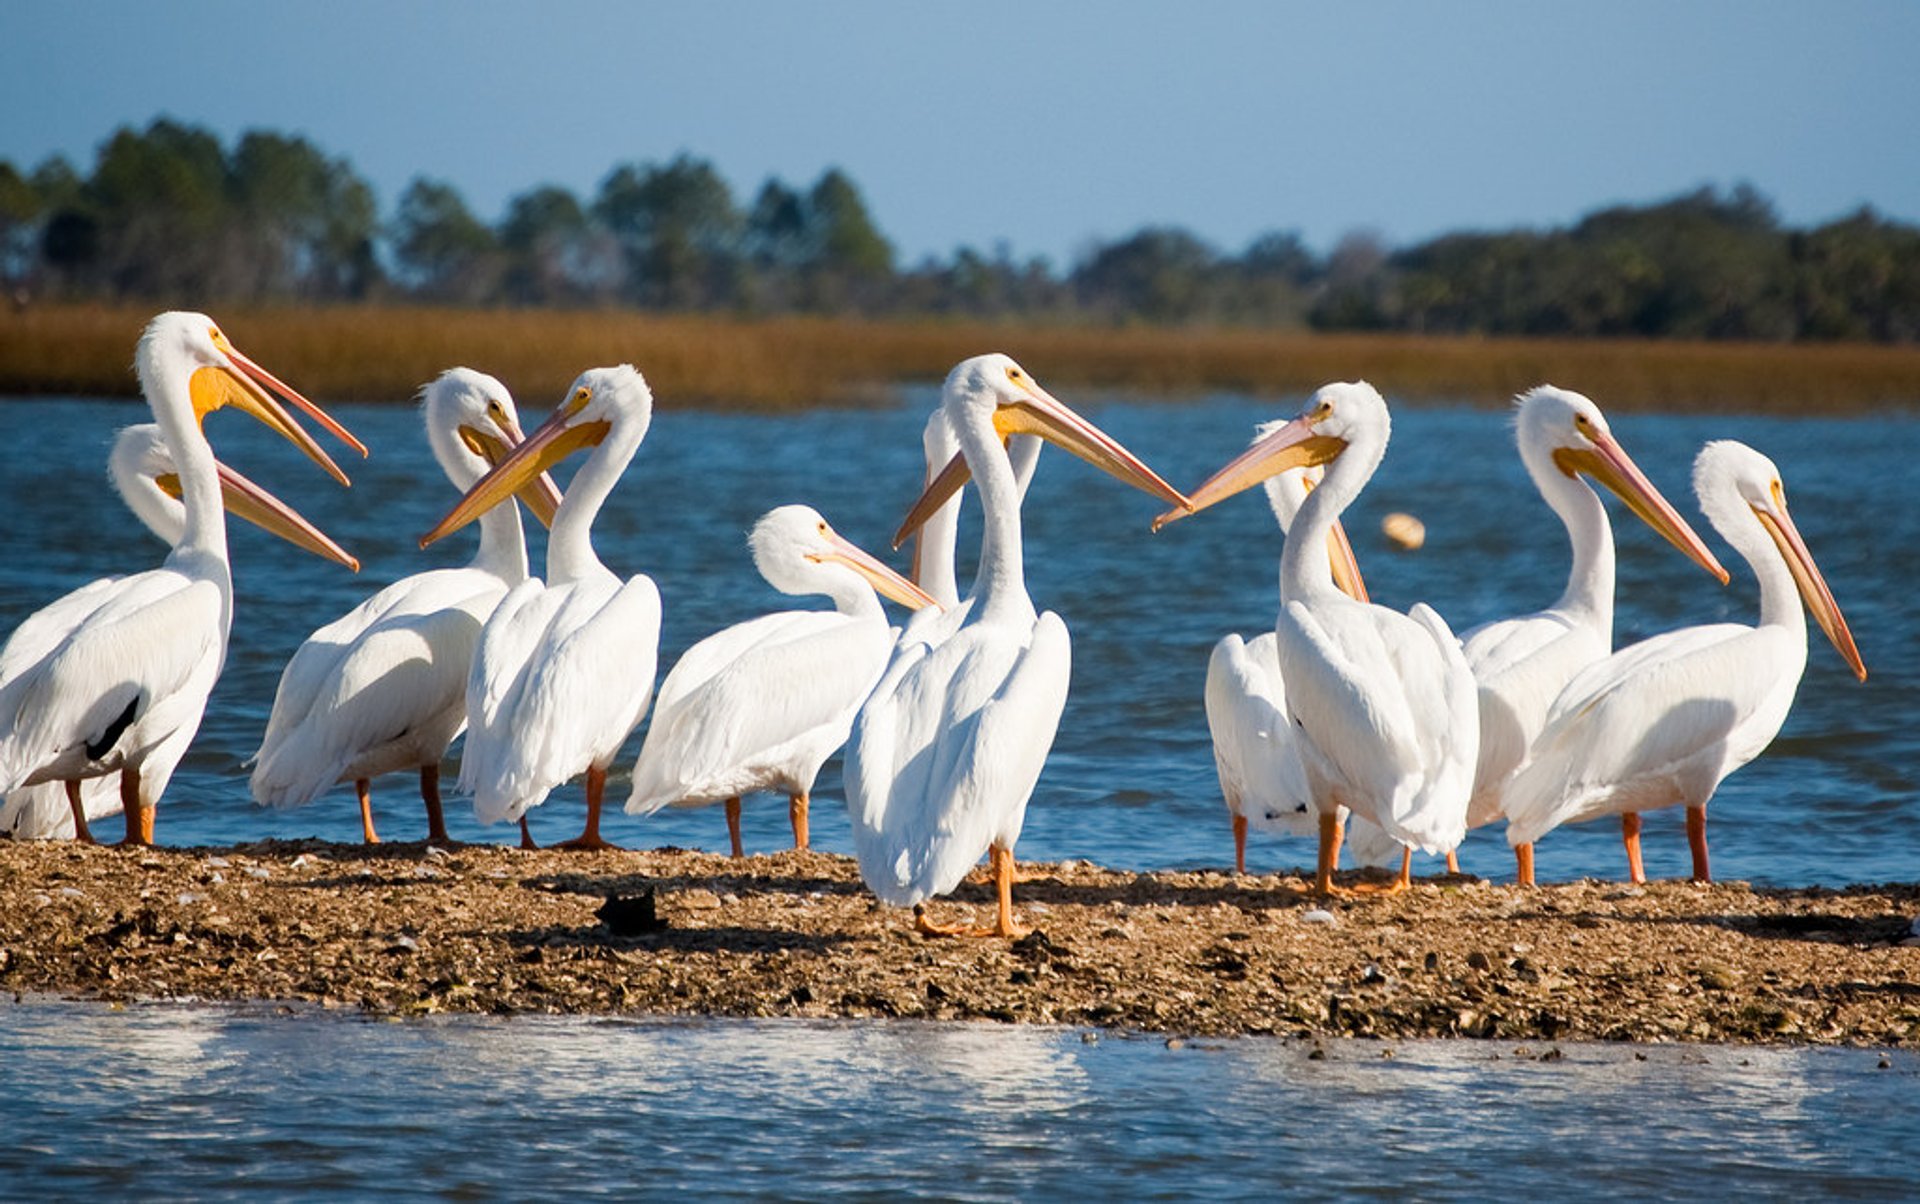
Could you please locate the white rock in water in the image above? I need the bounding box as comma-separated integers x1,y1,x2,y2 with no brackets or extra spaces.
1383,512,1425,550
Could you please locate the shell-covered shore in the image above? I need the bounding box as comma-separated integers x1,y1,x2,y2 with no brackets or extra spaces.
3,839,1916,1045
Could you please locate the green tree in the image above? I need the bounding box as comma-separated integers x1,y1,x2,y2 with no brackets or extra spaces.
500,185,614,305
391,177,501,303
593,155,743,308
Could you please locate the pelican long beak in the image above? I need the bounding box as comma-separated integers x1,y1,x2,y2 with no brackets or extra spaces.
1557,434,1730,584
1753,495,1866,681
190,338,363,487
459,417,564,529
894,385,1189,547
1152,415,1346,532
421,402,606,547
1327,517,1368,604
157,463,358,571
810,527,940,611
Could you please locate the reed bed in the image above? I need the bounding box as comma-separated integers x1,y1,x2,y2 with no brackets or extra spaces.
5,303,1919,412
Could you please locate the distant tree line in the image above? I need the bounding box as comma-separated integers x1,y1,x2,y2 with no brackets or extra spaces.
3,118,1918,342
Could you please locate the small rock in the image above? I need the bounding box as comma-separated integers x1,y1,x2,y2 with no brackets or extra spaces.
1510,942,1533,955
424,845,450,860
385,935,420,955
598,891,668,935
246,866,272,880
1909,916,1920,937
1165,1037,1186,1050
1466,950,1492,971
1080,1031,1099,1045
205,856,230,868
176,892,205,906
679,889,723,911
58,887,85,900
1301,909,1338,926
1879,1055,1893,1070
290,854,314,869
1698,963,1739,991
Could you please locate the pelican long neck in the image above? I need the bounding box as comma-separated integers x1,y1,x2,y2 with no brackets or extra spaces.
141,355,228,567
1530,452,1615,633
959,410,1033,623
913,468,963,610
1278,436,1376,606
822,570,886,622
546,425,636,582
444,450,530,582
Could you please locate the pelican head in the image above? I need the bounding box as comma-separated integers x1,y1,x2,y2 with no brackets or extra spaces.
421,368,562,528
1154,381,1387,530
1694,440,1865,680
137,311,366,486
109,423,358,570
893,353,1189,547
420,364,650,548
1518,385,1729,583
752,504,937,610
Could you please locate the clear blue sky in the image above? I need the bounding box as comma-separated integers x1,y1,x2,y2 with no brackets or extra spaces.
4,1,1916,267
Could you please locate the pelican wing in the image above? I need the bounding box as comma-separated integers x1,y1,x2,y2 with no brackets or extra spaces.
0,569,222,793
847,611,1070,906
0,577,124,686
1503,623,1797,845
1276,598,1471,853
461,574,662,823
1461,611,1608,827
1204,632,1314,834
627,610,889,814
249,568,506,807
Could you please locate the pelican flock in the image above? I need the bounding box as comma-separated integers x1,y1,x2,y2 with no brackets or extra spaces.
0,314,1874,939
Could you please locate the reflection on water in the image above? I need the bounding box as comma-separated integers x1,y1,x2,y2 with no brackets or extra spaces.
2,1001,1914,1198
0,396,1914,887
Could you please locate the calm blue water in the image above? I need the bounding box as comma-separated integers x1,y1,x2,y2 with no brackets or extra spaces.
1,392,1911,886
1,1001,1915,1200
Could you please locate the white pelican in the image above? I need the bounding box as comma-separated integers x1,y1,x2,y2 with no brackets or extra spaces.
909,408,1040,608
420,365,662,850
0,311,362,845
1502,440,1865,882
2,422,359,840
249,369,560,844
626,505,937,855
1458,386,1727,885
1199,448,1369,875
1157,382,1478,896
846,354,1189,937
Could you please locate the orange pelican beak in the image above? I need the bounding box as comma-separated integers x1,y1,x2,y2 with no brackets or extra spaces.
458,413,564,530
421,394,605,547
191,333,365,487
157,461,358,571
1557,431,1729,584
1752,487,1866,680
1152,413,1347,532
810,524,940,611
894,379,1189,548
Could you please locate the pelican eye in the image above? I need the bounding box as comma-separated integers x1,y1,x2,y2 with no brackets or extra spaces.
1006,366,1024,383
1771,479,1786,509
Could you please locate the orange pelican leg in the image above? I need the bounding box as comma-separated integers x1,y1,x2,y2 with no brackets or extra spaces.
421,764,452,847
788,792,809,851
1445,849,1460,874
1514,842,1536,887
1314,811,1353,897
556,764,619,851
65,780,96,845
913,843,1028,939
116,769,152,847
357,778,380,844
1687,805,1711,883
1232,813,1249,875
1622,813,1646,884
725,796,744,858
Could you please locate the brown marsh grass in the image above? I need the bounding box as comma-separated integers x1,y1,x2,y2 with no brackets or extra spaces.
5,303,1919,412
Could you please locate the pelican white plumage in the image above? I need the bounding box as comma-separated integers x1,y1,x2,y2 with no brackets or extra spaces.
1502,440,1865,882
249,369,560,844
909,407,1040,609
846,355,1188,936
420,365,662,850
3,422,359,840
1157,382,1478,896
1200,448,1369,875
1458,386,1728,884
626,505,937,855
0,312,362,845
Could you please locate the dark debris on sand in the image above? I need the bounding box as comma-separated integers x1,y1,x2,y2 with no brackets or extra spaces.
2,839,1917,1044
